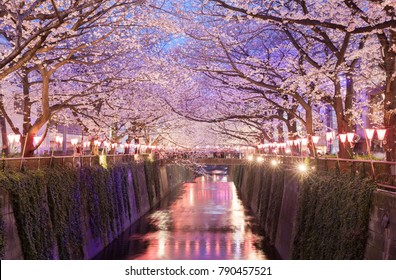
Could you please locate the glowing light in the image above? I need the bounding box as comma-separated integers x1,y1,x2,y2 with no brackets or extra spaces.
247,155,254,161
285,148,291,154
339,134,347,143
70,138,78,145
312,136,320,144
293,140,299,146
14,134,21,143
256,156,264,163
7,134,16,143
301,138,308,145
83,141,90,148
99,155,107,168
297,163,308,172
365,129,375,140
270,159,278,166
326,132,334,141
377,129,386,141
33,136,42,145
55,135,63,144
287,140,293,146
94,140,100,146
346,132,355,143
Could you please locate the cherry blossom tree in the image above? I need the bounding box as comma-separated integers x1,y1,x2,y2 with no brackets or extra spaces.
205,0,396,159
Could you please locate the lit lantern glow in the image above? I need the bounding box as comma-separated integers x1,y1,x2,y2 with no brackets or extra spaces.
14,134,21,143
312,136,320,144
270,159,278,166
339,134,347,143
326,132,334,141
347,132,355,143
7,134,16,143
365,129,375,140
33,136,42,145
256,156,264,163
247,155,254,161
55,135,63,144
376,129,386,141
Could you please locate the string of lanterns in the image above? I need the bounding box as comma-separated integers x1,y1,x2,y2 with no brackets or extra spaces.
257,128,387,155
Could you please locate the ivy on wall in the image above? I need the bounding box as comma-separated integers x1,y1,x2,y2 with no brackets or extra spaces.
6,170,56,259
47,169,83,259
231,164,376,260
0,162,149,260
292,172,376,260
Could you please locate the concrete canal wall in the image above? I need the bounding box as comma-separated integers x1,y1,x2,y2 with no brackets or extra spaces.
0,162,193,260
230,164,396,260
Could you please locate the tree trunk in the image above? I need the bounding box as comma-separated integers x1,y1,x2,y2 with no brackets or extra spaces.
22,133,36,157
0,114,8,156
384,31,396,162
0,85,9,156
333,90,353,158
286,114,299,155
305,108,316,156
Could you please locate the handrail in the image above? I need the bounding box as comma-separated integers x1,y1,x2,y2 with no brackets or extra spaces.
0,154,137,172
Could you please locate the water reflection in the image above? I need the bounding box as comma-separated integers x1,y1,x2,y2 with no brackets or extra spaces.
95,174,270,260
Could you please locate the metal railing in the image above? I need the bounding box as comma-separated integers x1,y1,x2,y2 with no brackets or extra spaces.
0,154,136,171
252,155,396,192
2,153,395,192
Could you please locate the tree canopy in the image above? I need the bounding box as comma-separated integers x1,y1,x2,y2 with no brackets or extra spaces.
0,0,395,159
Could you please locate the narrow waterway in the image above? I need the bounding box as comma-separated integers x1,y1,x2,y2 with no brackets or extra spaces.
95,172,276,260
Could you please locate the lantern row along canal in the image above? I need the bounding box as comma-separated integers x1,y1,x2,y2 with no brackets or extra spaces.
94,167,276,260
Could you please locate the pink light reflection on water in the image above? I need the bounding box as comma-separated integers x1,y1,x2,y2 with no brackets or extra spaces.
132,175,268,260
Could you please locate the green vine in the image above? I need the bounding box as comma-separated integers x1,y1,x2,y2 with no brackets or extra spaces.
292,172,376,259
0,162,141,259
6,170,55,259
47,169,84,259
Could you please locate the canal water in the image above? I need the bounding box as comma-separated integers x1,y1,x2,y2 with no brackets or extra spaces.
94,171,276,260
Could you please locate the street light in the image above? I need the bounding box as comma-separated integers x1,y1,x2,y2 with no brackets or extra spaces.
297,163,308,173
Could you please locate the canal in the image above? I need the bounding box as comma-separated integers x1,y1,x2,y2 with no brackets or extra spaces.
94,170,277,260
